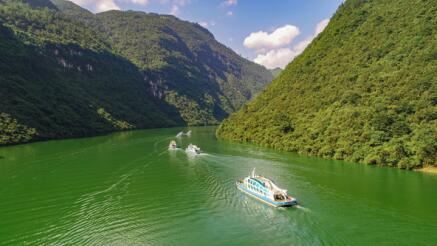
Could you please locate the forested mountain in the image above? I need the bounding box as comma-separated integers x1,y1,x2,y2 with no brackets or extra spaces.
52,1,272,125
0,0,272,145
217,0,437,169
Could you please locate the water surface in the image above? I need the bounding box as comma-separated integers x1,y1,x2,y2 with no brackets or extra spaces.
1,127,436,245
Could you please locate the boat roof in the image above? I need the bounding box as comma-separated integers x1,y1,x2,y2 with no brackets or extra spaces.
249,176,274,187
247,175,287,194
249,177,265,186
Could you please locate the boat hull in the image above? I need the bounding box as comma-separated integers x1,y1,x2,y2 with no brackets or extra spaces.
236,182,297,207
185,150,200,155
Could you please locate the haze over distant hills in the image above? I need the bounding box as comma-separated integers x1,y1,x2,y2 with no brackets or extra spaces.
270,68,283,78
0,0,272,145
218,0,437,169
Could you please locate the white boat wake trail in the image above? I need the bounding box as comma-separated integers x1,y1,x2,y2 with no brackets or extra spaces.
296,205,311,212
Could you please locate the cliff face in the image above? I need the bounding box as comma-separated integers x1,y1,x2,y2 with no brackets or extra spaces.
217,0,437,169
0,0,272,145
53,0,273,125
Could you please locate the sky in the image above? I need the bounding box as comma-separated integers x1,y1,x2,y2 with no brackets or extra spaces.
69,0,343,69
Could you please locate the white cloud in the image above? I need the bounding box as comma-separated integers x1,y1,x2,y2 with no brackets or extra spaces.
198,21,216,29
254,48,299,69
199,21,208,28
315,18,330,36
95,0,119,11
223,0,237,6
168,0,190,16
131,0,149,5
227,10,233,16
243,25,300,52
70,0,120,12
173,0,189,6
170,4,179,15
250,19,330,69
70,0,193,13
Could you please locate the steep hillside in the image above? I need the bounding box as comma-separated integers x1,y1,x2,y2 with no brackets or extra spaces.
0,0,181,145
217,0,437,169
53,0,273,125
0,0,272,145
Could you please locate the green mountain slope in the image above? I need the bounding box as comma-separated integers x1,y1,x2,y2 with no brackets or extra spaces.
0,0,182,145
52,0,273,125
217,0,437,169
0,0,272,145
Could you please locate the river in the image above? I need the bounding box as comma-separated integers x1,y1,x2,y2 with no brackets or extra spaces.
0,127,436,245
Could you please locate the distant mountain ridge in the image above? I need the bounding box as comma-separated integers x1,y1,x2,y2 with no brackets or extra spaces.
217,0,437,169
270,68,283,78
51,0,273,124
0,0,272,145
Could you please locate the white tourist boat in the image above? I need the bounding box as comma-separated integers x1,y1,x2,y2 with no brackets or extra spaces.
176,130,191,138
236,169,297,207
168,140,178,150
185,144,201,155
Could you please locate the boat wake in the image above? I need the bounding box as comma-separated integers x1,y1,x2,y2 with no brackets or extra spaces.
296,205,311,212
154,136,174,152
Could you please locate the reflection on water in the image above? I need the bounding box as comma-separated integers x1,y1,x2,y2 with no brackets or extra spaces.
0,127,437,245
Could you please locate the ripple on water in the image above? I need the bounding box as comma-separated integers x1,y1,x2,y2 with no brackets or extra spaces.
2,127,437,245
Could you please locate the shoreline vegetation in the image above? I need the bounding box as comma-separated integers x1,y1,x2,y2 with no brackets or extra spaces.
216,0,437,170
1,0,435,172
416,166,437,174
0,125,436,175
0,0,272,146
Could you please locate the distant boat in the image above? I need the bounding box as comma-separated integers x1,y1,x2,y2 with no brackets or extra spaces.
236,168,297,207
176,130,191,138
168,140,178,150
185,144,201,155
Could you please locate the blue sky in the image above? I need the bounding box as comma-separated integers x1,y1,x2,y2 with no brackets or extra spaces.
71,0,343,69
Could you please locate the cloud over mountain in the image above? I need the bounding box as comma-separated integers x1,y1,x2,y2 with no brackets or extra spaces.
246,19,330,69
243,25,300,52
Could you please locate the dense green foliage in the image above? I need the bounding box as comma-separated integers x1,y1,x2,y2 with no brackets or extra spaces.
0,0,181,144
97,108,134,130
59,8,273,124
0,0,272,145
218,0,437,169
0,113,37,145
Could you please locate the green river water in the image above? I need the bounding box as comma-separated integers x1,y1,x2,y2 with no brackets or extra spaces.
0,127,436,245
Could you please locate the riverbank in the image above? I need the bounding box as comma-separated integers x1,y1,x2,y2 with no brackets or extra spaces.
416,166,437,174
1,126,437,245
0,125,188,148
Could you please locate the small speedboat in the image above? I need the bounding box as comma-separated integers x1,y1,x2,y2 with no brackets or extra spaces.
176,130,191,138
168,140,177,150
185,144,201,155
236,168,297,207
